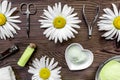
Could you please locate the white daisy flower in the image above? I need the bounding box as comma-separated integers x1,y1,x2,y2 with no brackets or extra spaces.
0,0,21,40
28,56,62,80
39,2,81,43
98,3,120,42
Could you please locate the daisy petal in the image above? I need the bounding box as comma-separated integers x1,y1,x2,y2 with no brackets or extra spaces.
54,3,59,15
6,22,17,34
47,6,56,17
0,27,6,40
119,10,120,15
48,28,56,40
0,3,1,11
67,13,77,19
1,27,10,38
102,28,115,37
58,33,63,43
41,23,52,28
112,3,118,16
115,30,119,38
43,27,53,35
98,24,113,31
117,31,120,42
40,16,49,20
102,14,113,20
2,0,8,13
9,16,20,19
28,66,37,74
67,17,79,21
6,7,17,17
45,29,54,38
49,62,58,70
98,20,113,24
7,18,21,23
40,56,46,68
32,58,41,69
48,35,53,40
58,2,61,14
65,27,74,38
69,8,74,15
105,29,116,40
71,24,80,28
39,19,52,23
51,29,59,40
3,25,14,38
32,74,42,80
62,4,68,16
103,8,115,17
9,22,21,30
49,58,54,67
67,20,81,24
46,58,49,67
54,36,58,43
44,9,53,20
61,30,68,40
66,25,78,34
63,6,72,17
5,2,11,15
0,26,4,39
62,28,72,39
52,67,62,73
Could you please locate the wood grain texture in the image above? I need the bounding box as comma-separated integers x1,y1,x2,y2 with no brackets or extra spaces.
0,0,120,80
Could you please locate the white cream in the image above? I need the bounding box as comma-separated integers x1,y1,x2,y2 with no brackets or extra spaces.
67,45,87,64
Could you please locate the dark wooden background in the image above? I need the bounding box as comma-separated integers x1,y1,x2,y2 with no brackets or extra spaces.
0,0,120,80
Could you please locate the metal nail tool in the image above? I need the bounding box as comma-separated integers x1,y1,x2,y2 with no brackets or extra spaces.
82,5,100,39
20,3,37,38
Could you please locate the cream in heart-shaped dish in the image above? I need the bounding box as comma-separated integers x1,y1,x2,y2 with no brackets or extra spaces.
65,43,94,70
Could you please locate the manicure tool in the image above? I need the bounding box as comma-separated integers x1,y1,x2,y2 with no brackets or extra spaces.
20,3,36,38
82,4,100,39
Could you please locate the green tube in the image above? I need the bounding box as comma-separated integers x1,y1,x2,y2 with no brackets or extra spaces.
17,43,36,67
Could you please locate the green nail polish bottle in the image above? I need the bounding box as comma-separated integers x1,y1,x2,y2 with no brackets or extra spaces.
17,43,36,67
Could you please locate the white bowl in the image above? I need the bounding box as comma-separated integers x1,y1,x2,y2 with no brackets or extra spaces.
65,43,94,70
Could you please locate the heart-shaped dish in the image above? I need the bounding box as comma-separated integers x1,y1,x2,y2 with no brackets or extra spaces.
65,43,94,70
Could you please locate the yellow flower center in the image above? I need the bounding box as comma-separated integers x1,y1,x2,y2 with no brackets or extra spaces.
53,16,66,29
113,16,120,30
0,13,6,26
39,68,51,80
